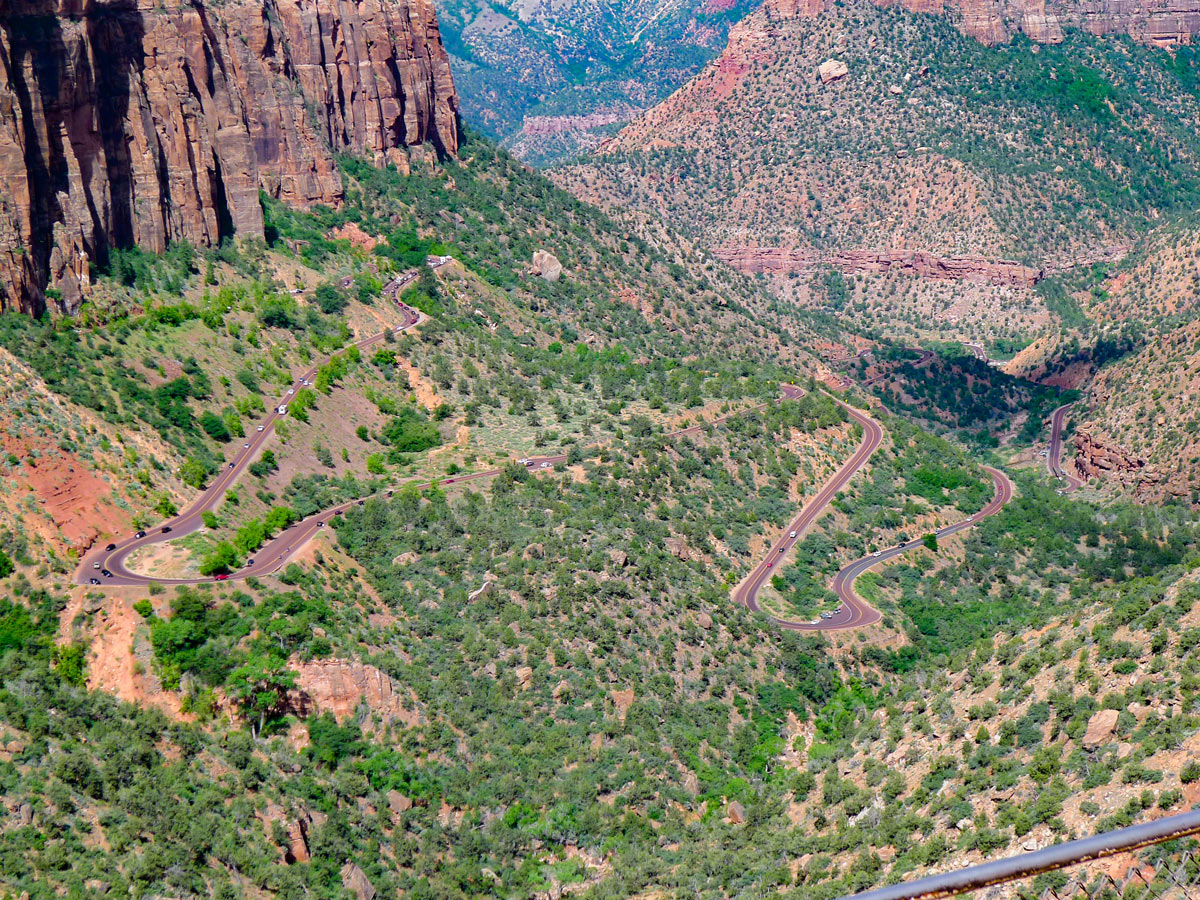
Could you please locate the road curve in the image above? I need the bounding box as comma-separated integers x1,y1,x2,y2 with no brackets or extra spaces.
820,465,1012,631
733,396,1013,631
76,260,449,587
731,397,885,625
1048,402,1084,493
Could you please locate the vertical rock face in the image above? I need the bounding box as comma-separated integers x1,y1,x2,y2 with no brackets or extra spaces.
0,0,459,316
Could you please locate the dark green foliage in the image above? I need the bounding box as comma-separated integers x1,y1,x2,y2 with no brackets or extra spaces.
0,599,38,651
199,410,232,442
307,713,363,769
198,542,240,576
382,406,441,453
314,283,348,314
248,449,279,478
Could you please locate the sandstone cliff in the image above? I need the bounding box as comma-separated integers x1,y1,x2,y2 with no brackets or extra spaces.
0,0,459,315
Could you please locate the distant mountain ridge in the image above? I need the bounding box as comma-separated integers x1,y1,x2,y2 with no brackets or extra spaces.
558,0,1200,283
853,0,1200,46
436,0,759,165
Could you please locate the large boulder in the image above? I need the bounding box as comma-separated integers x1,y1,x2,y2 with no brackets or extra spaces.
340,863,376,900
1082,709,1120,749
726,800,747,825
531,250,563,282
515,666,533,690
817,59,849,84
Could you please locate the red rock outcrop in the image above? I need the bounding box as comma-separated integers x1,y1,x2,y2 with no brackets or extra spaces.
1069,429,1177,497
712,245,1042,286
289,657,422,726
0,0,459,315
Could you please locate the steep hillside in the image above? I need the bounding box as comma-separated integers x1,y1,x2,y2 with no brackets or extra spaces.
440,0,1200,165
1052,221,1200,503
0,0,459,316
555,0,1200,339
870,0,1200,46
4,3,1200,895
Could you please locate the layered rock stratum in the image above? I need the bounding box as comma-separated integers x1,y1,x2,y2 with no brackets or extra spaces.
780,0,1200,46
0,0,459,315
713,246,1043,286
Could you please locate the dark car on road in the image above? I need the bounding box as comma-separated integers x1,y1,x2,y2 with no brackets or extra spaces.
89,577,101,585
101,569,113,578
161,526,172,533
135,530,146,538
105,543,116,551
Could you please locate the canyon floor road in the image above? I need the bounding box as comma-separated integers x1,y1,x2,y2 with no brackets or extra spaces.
1049,402,1085,493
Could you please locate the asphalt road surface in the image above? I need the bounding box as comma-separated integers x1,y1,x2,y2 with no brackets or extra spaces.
1048,402,1084,493
79,336,1013,636
820,466,1012,631
731,397,885,625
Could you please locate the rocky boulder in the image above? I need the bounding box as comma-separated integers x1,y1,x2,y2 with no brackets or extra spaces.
340,863,376,900
290,658,419,727
611,689,635,723
817,59,849,84
530,250,563,282
1082,709,1120,749
387,790,414,815
468,581,495,602
515,666,533,690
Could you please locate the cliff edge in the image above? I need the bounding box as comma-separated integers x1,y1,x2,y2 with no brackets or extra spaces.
0,0,459,315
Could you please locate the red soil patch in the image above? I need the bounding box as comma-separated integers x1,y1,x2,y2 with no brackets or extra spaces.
0,425,131,552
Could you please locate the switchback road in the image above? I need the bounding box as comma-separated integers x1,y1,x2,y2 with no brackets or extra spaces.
79,311,1013,636
77,363,794,588
732,398,884,626
77,259,449,587
733,393,1014,630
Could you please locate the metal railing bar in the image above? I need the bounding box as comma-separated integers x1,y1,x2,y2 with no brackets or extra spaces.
837,809,1200,900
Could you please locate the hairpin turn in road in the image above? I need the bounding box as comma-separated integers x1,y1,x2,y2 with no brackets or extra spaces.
733,395,1014,631
80,341,1013,636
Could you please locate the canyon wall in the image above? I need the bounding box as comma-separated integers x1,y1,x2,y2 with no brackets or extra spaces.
944,0,1200,46
0,0,459,315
